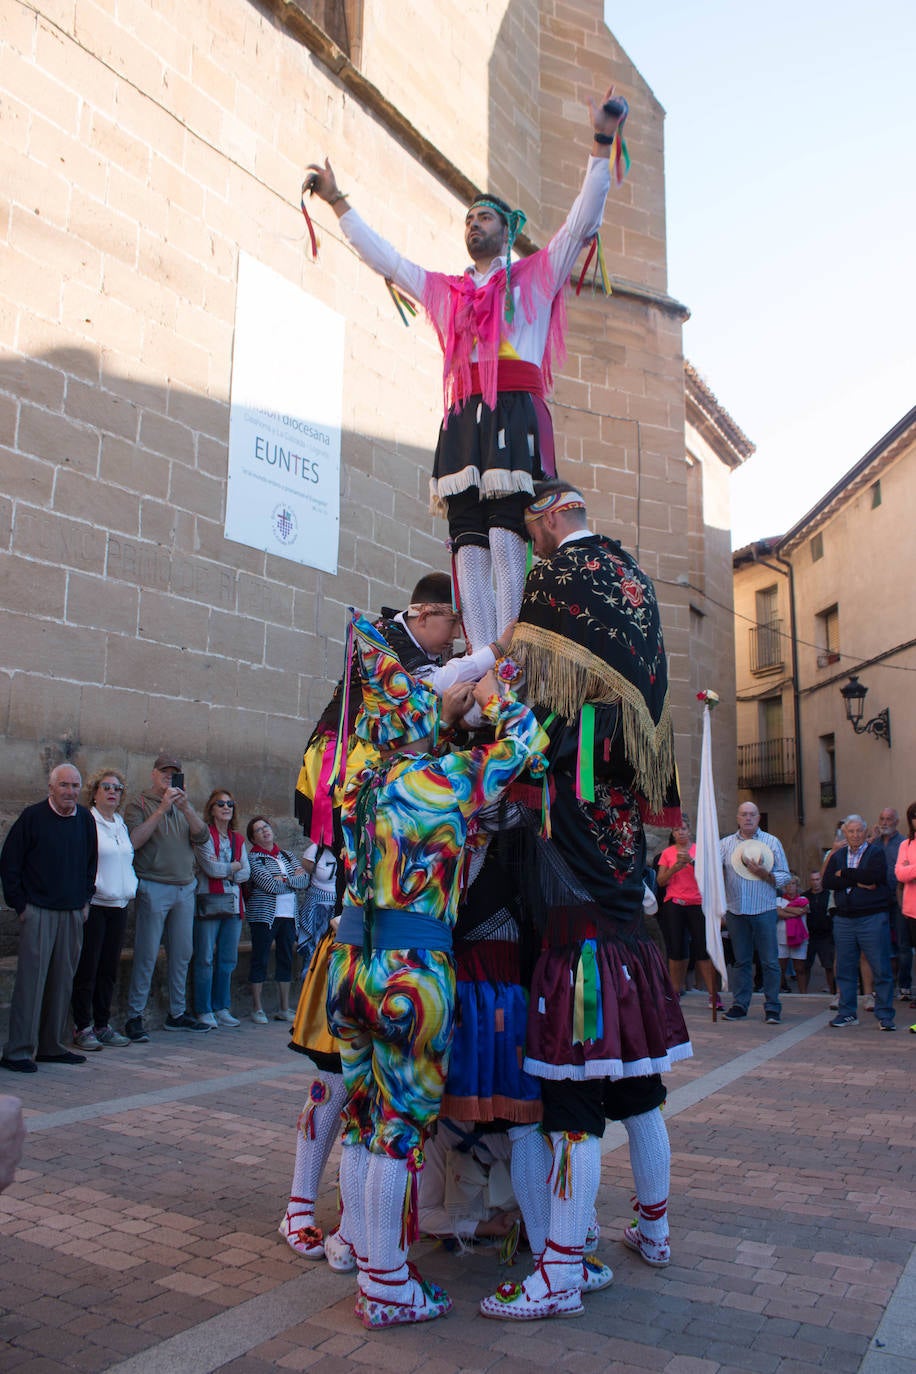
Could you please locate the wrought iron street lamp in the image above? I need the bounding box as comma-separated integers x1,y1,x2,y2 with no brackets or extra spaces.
839,675,891,747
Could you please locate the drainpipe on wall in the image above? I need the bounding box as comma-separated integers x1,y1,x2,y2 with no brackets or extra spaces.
752,550,804,828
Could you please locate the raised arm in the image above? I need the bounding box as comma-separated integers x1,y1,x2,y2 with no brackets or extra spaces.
303,158,427,300
545,84,628,288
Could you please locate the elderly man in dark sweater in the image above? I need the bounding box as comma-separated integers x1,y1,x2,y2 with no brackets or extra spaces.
1,765,98,1072
823,814,895,1031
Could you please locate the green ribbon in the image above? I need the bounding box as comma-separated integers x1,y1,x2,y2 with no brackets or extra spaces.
576,703,596,802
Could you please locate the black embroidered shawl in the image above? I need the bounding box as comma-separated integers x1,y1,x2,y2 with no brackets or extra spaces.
512,535,675,812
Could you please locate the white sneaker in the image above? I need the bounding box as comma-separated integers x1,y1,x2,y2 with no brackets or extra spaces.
863,994,876,1013
197,1012,218,1029
73,1027,103,1052
215,1009,240,1027
829,997,839,1010
273,1008,295,1023
251,1009,268,1025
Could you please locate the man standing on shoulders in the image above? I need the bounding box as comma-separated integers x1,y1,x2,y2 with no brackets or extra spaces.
823,815,895,1031
0,765,97,1072
873,808,907,998
720,802,790,1024
123,755,211,1041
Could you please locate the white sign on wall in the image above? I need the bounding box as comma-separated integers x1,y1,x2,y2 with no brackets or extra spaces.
225,252,344,573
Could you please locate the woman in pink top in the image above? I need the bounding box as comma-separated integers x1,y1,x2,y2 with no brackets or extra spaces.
657,823,721,1008
896,803,916,1029
895,802,916,922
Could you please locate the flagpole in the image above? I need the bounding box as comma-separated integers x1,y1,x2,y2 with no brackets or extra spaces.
694,691,728,1022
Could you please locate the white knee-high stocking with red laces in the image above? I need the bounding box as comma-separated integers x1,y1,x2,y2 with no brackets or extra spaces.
362,1152,415,1301
521,1131,602,1299
339,1140,370,1268
623,1107,670,1242
280,1072,348,1255
508,1124,551,1260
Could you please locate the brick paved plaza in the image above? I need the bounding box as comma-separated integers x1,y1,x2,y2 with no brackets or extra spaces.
2,994,914,1374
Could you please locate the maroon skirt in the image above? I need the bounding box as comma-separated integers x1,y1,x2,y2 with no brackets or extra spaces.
524,931,692,1082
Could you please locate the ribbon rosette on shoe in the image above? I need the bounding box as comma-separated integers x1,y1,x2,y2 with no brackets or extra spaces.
496,1280,523,1303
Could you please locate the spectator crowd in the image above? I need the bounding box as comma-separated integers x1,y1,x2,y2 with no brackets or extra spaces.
0,753,317,1073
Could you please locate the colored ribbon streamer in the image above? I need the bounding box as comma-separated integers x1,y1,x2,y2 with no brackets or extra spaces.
575,233,612,297
572,940,599,1045
540,776,552,839
297,1079,329,1140
300,193,319,260
539,711,557,839
499,1217,521,1265
330,613,357,792
548,1131,587,1199
400,1147,424,1248
385,278,418,327
575,703,596,802
311,738,337,848
608,127,632,187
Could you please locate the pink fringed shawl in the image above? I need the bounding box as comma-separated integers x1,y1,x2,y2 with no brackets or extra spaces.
422,249,568,421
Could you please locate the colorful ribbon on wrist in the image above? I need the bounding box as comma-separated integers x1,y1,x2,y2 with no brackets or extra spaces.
607,123,631,187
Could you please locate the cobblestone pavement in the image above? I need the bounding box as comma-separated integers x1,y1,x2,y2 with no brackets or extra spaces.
2,992,914,1374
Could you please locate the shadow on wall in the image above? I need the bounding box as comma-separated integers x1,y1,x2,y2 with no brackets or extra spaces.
0,343,451,946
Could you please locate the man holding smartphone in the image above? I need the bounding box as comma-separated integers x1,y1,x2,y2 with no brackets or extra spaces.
122,754,210,1041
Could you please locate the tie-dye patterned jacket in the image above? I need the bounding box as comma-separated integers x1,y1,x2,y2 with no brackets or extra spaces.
339,691,548,931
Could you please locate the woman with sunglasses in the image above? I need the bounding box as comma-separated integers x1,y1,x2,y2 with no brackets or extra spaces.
71,768,138,1051
193,790,249,1028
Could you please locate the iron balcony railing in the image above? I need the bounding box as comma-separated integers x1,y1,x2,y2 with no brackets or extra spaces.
749,619,785,673
737,737,796,789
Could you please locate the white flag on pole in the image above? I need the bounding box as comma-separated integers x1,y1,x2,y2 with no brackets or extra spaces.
695,702,728,988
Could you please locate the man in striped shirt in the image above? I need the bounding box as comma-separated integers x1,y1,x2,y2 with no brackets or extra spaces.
720,803,791,1024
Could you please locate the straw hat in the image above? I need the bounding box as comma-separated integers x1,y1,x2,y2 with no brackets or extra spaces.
730,839,775,882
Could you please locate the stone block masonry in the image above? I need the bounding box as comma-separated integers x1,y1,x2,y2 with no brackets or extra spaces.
0,0,711,934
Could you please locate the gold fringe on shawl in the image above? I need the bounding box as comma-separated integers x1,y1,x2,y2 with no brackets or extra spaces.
511,623,675,813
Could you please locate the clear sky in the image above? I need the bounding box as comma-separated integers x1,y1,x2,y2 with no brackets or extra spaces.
605,2,916,547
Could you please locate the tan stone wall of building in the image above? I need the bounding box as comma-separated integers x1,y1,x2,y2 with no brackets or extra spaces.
0,0,704,928
732,556,798,860
733,428,915,874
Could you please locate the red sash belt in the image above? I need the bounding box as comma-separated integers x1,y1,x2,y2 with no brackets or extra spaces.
469,360,545,398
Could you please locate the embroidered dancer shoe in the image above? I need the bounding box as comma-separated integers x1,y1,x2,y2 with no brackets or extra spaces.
622,1222,670,1267
580,1256,613,1293
479,1273,584,1322
355,1267,452,1329
278,1198,325,1259
584,1217,600,1254
324,1227,357,1273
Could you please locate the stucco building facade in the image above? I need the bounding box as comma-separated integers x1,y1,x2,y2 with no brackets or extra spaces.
733,407,916,873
